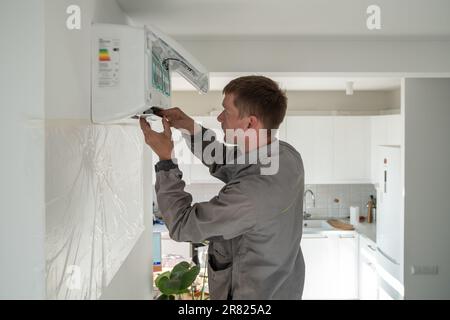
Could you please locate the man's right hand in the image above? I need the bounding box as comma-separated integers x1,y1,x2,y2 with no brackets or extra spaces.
160,107,198,135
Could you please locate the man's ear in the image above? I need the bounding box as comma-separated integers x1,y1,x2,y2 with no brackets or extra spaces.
247,115,259,129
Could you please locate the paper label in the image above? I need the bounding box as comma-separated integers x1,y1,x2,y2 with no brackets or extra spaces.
98,38,120,87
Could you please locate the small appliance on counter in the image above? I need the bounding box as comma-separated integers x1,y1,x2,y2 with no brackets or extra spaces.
366,195,377,223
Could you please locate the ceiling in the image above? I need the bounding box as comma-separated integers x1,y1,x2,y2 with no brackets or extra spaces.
171,73,401,91
117,0,450,39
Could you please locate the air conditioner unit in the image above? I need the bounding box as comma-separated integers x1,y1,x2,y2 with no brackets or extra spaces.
91,23,209,123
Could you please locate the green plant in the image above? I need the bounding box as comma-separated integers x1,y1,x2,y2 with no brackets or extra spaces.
154,261,200,300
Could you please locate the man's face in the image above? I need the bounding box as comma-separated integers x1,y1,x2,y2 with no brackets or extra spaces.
217,93,250,144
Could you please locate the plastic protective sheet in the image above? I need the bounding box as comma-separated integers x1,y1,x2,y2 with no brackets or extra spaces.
45,122,145,299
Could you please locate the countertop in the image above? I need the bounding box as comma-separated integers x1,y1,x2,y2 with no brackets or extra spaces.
154,215,377,243
354,220,377,243
303,216,376,243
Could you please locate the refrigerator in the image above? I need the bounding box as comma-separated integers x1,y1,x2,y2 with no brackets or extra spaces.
375,145,404,299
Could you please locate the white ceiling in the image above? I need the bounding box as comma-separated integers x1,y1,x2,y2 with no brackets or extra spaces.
171,73,400,91
117,0,450,39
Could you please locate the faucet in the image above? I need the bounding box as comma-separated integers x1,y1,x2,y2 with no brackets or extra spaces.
303,189,315,220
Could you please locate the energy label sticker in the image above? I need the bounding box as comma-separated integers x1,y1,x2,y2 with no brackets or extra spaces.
98,38,120,87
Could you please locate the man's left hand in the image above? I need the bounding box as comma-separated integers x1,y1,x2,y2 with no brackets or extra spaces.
139,117,174,161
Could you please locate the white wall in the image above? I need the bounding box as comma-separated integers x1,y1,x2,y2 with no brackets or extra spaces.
173,90,400,116
44,0,152,299
176,39,450,73
404,78,450,299
0,0,46,299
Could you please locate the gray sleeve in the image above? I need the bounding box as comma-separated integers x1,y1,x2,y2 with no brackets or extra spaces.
155,165,255,243
182,124,239,184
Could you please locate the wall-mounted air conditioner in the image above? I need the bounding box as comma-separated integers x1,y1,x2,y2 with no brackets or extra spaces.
91,23,209,123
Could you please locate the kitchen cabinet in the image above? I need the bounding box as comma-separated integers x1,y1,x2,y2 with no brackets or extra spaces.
150,114,391,185
301,232,358,299
358,235,379,300
286,116,334,184
187,116,287,183
301,234,338,299
337,234,358,299
370,114,402,183
189,116,224,184
333,117,371,183
286,116,370,184
386,115,402,146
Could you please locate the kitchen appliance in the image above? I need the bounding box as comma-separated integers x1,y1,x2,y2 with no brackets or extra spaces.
375,145,404,299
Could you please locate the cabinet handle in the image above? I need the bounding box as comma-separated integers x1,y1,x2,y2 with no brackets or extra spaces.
339,234,355,238
367,245,377,252
377,248,400,265
304,235,328,239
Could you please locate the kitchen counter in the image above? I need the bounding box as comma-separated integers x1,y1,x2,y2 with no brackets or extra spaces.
302,216,376,243
156,215,377,243
354,221,376,243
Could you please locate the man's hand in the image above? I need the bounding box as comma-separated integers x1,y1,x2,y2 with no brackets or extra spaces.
140,117,174,161
160,107,198,135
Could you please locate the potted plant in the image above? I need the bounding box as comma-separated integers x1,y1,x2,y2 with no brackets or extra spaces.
154,261,201,300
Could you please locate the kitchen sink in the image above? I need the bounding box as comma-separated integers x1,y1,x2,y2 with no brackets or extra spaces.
302,219,331,229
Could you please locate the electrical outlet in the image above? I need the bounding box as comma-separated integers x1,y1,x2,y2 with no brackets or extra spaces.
411,265,439,275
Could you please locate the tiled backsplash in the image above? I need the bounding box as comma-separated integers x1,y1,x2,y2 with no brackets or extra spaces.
304,184,376,218
180,183,376,219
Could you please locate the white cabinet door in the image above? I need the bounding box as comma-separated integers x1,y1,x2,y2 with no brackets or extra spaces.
370,115,402,183
358,235,379,300
333,117,371,183
337,234,358,299
359,258,378,300
286,116,371,184
302,232,359,299
286,116,334,184
370,116,387,184
189,116,224,184
386,115,402,146
301,235,339,299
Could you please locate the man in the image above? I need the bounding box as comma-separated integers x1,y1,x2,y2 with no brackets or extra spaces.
140,76,305,299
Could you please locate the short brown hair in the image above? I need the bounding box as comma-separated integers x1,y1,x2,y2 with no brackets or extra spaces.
222,75,287,130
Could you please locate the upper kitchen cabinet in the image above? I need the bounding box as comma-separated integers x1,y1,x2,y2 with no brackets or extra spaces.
286,116,370,184
333,116,371,183
371,115,402,147
194,116,223,137
286,116,334,184
386,115,402,146
189,116,224,184
370,114,403,183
